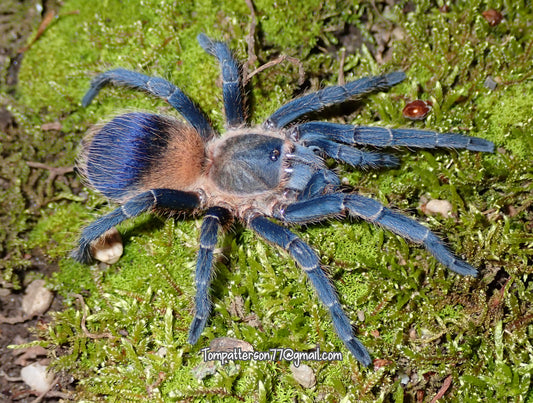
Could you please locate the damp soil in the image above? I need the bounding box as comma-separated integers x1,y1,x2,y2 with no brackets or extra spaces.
0,1,74,401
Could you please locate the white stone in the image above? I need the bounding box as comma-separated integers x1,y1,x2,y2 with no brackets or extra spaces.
20,363,54,393
423,199,453,217
91,227,123,264
22,280,53,316
290,363,316,388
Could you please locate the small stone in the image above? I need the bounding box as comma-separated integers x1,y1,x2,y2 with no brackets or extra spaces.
421,199,453,217
40,121,62,131
290,363,316,388
20,363,54,393
399,371,410,386
484,76,498,90
209,337,253,352
191,361,217,381
22,280,53,317
90,227,123,264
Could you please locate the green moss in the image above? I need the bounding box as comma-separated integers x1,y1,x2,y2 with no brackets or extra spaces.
6,0,533,401
475,82,533,159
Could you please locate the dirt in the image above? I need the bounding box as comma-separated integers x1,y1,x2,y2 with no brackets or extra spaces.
0,1,73,401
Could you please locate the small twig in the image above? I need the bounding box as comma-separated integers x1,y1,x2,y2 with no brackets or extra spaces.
158,265,184,295
26,161,74,190
245,54,305,85
244,0,258,75
429,375,453,403
242,0,305,87
338,48,346,86
0,369,22,382
26,161,74,178
30,376,60,403
18,10,80,54
70,293,115,339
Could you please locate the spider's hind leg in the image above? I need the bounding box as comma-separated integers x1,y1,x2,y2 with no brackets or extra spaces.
249,215,372,367
188,206,231,345
275,193,478,277
82,68,214,140
72,189,199,264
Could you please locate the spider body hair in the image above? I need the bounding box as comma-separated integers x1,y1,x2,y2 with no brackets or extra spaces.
73,33,494,367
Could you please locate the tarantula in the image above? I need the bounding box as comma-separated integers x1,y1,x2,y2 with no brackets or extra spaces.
73,34,493,367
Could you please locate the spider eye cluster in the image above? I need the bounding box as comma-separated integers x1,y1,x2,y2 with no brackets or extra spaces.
269,148,280,161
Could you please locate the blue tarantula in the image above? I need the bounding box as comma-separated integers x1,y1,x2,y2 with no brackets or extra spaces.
73,34,493,367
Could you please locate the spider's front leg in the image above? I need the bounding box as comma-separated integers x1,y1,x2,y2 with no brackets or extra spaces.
293,133,400,169
249,215,372,367
264,72,406,130
188,206,231,345
293,122,495,152
197,34,244,128
274,193,478,276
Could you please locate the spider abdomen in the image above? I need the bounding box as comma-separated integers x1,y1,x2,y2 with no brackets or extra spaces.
79,112,205,202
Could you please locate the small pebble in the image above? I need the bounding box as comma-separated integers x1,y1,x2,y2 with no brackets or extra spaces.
40,122,62,131
421,199,453,217
22,280,53,317
290,363,316,388
484,76,498,90
209,337,253,352
20,363,54,393
399,371,410,386
90,227,123,264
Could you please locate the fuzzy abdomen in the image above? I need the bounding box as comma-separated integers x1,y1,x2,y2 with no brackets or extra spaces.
79,112,205,202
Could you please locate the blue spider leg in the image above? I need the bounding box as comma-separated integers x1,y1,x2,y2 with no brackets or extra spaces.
295,122,494,152
72,189,199,264
188,206,231,345
274,194,478,276
82,68,215,141
197,33,244,128
264,72,406,129
298,169,341,200
301,135,399,168
248,215,372,367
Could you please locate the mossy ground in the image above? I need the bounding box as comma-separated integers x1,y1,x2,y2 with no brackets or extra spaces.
2,0,532,401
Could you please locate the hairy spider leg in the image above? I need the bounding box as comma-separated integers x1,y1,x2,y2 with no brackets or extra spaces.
82,68,214,140
296,122,495,152
197,34,244,128
264,71,406,129
299,135,400,168
298,170,340,200
275,194,478,276
71,189,199,264
189,206,231,345
249,216,372,367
